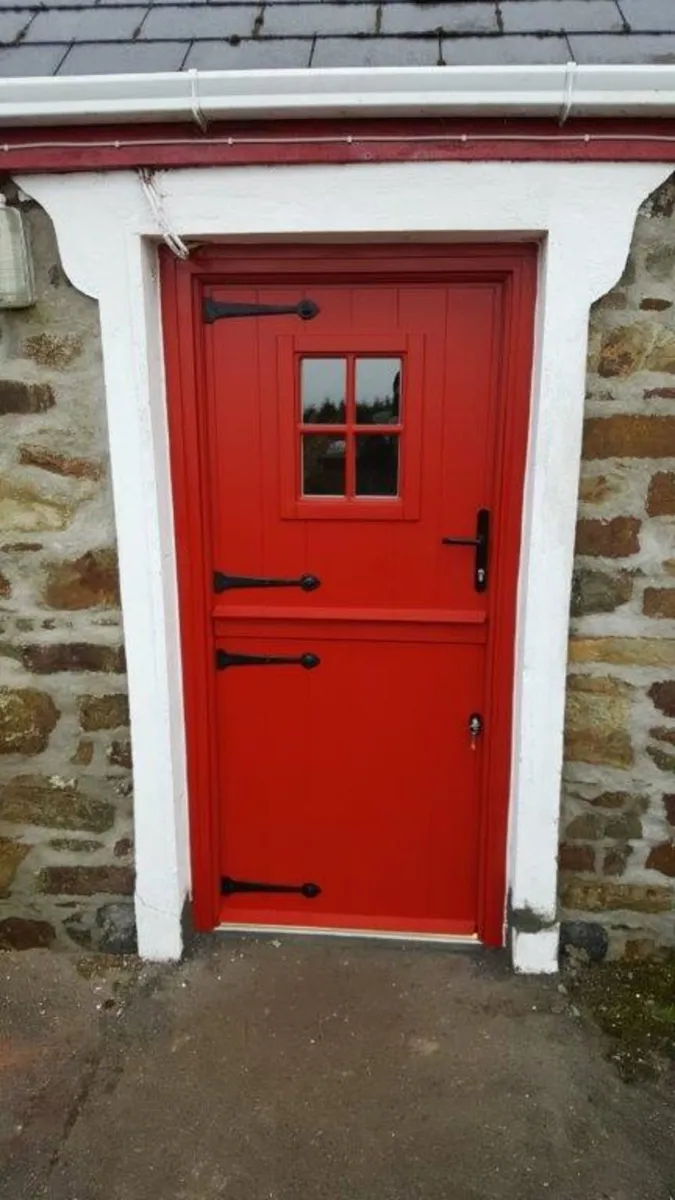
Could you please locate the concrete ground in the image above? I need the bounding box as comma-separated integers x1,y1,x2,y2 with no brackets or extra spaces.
1,939,674,1200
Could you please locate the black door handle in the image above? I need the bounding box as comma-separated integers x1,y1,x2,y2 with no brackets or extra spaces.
442,509,490,592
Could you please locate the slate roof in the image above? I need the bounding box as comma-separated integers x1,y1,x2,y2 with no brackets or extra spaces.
1,0,675,78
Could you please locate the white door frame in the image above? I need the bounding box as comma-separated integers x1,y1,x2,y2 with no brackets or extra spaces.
18,160,670,971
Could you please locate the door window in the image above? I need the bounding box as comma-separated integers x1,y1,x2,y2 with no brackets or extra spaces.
279,334,423,521
299,356,403,501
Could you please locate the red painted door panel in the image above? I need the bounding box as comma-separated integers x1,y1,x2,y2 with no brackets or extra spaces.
215,634,483,932
205,276,501,935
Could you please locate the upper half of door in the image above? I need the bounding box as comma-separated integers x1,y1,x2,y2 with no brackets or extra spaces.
202,275,505,614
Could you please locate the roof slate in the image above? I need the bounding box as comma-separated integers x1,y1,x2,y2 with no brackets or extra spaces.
1,0,675,78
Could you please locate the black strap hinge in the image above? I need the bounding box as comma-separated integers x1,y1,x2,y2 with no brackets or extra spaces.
214,571,320,594
221,877,321,899
216,650,320,670
203,298,320,324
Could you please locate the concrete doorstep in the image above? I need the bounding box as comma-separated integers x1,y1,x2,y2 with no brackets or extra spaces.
0,939,674,1200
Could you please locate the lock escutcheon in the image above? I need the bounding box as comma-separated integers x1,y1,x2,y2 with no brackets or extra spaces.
468,713,484,738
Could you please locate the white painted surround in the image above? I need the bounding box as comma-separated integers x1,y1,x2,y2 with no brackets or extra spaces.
18,160,670,972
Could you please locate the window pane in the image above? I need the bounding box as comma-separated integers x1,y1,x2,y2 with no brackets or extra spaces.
301,358,346,424
355,435,399,497
355,358,401,425
302,435,346,496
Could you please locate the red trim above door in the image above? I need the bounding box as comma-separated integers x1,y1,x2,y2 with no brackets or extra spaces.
161,243,537,947
4,118,675,172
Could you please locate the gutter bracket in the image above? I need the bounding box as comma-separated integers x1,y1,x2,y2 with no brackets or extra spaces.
188,69,208,133
558,60,577,126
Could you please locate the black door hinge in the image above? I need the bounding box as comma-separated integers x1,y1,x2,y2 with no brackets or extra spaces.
216,650,320,670
203,298,320,324
214,571,320,594
221,877,321,899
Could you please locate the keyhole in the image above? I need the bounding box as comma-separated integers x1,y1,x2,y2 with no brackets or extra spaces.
468,713,483,750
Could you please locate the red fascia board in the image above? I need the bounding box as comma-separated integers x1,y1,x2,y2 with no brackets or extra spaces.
2,117,675,172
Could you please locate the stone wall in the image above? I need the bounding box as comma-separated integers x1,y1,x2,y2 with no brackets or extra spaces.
0,186,134,953
561,173,675,960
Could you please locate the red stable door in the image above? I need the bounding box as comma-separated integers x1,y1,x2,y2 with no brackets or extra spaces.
164,245,536,943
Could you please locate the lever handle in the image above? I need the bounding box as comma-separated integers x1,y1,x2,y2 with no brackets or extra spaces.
441,509,490,592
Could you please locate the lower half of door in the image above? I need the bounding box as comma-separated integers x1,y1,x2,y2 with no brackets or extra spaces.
214,624,486,936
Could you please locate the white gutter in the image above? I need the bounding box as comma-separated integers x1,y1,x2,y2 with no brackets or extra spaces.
2,64,675,126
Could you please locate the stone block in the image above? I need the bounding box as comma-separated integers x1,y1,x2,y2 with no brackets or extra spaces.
578,474,615,505
647,745,675,773
0,916,55,950
0,478,75,533
21,643,126,674
0,571,10,598
644,386,675,399
643,588,675,619
559,843,595,872
650,680,675,717
0,686,59,755
62,913,93,949
44,548,120,610
114,836,133,858
583,415,675,460
107,739,132,769
71,739,93,765
560,879,672,913
21,332,83,369
647,331,675,372
624,938,659,961
49,837,103,852
651,726,675,746
569,638,675,668
96,901,137,954
0,775,115,832
604,812,642,840
19,444,103,481
596,323,654,377
645,242,675,279
574,518,640,558
0,838,30,895
564,674,633,768
664,794,675,825
640,298,672,311
565,812,605,839
603,845,633,876
0,380,54,415
646,842,675,877
647,472,675,517
589,791,645,810
78,693,129,731
39,864,134,895
571,568,633,615
559,920,608,963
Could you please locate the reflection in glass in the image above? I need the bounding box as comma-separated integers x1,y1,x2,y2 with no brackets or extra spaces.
355,358,401,425
301,358,346,424
355,435,399,497
302,435,346,496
